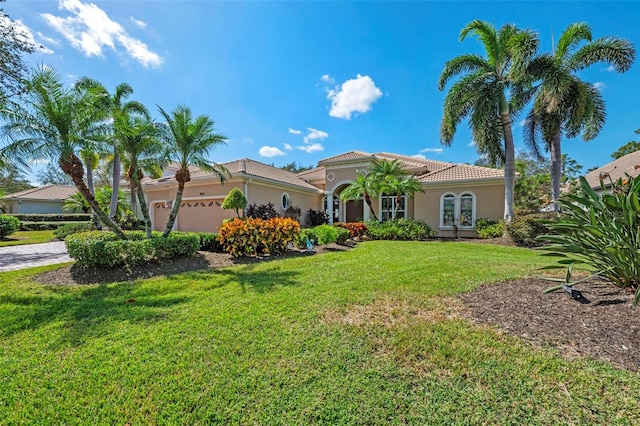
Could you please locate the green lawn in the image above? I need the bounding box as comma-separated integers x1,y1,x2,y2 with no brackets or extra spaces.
0,230,56,247
1,241,638,424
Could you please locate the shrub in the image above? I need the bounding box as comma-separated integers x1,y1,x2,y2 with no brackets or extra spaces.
116,213,145,231
66,231,199,268
365,218,435,241
335,226,350,244
313,224,339,245
539,176,640,305
475,218,504,239
19,221,90,231
54,222,95,240
297,228,317,248
284,205,301,221
306,209,329,227
506,212,556,247
334,222,367,238
222,188,248,218
6,213,91,222
218,217,300,257
245,202,279,220
0,215,19,238
197,232,223,252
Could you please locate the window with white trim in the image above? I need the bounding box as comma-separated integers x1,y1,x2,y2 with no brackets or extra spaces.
380,194,406,221
439,191,476,229
281,193,291,210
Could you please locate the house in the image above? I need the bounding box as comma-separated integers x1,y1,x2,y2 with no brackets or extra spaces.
584,150,640,191
1,184,77,214
142,151,506,237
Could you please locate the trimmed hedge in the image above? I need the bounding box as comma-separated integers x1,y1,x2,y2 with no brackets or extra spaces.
365,218,436,240
54,222,95,240
19,221,89,231
475,218,505,239
66,231,200,268
197,232,223,252
0,215,20,238
218,217,300,257
296,225,350,247
7,213,91,222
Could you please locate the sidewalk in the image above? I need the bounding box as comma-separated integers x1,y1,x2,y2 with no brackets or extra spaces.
0,241,72,272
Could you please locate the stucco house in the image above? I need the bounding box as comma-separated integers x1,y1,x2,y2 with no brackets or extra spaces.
142,150,506,237
584,150,640,191
1,184,77,214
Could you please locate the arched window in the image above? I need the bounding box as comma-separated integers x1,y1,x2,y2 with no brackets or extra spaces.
439,192,476,229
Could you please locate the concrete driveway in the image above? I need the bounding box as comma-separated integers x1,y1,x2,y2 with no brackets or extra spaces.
0,241,72,272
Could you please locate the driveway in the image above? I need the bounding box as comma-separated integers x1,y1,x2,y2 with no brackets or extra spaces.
0,241,72,272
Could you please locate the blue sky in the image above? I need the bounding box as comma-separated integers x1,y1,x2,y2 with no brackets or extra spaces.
4,0,640,181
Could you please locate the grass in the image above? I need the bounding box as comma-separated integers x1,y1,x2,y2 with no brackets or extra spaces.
1,241,638,424
0,230,56,247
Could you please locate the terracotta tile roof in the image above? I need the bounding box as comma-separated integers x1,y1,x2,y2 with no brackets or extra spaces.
2,184,77,200
373,152,451,173
297,166,325,181
144,159,322,192
318,150,373,165
584,151,640,190
418,164,504,183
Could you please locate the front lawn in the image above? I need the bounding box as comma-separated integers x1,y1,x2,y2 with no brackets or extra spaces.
0,230,56,247
1,241,638,424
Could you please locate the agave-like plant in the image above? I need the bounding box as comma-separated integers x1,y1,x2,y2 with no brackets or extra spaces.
539,175,640,305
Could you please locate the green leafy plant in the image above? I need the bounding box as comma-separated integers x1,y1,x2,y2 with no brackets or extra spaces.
0,215,19,239
365,218,435,241
505,212,556,247
221,188,248,218
539,176,640,305
197,232,223,252
54,222,95,240
313,224,339,245
475,218,505,239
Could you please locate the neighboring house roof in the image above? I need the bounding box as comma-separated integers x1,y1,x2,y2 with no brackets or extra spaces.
418,164,504,184
1,184,77,201
584,151,640,190
297,166,326,181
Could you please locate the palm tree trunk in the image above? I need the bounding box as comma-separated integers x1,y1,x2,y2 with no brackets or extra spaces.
364,194,378,221
550,132,562,212
129,179,137,218
162,181,184,238
110,151,121,220
135,182,153,239
85,161,101,228
500,108,516,222
60,154,126,240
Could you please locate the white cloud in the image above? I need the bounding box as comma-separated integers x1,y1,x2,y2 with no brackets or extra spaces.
130,17,147,29
288,127,302,135
37,31,61,46
304,127,328,143
321,74,335,84
297,143,324,153
283,143,293,151
41,0,162,68
593,81,606,91
420,147,444,154
467,140,476,147
605,65,615,72
327,74,382,119
259,146,285,157
0,15,55,54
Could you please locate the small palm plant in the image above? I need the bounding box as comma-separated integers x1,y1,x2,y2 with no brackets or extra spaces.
539,175,640,305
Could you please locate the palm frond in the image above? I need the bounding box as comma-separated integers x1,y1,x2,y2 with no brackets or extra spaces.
438,54,489,90
555,22,592,59
569,37,636,72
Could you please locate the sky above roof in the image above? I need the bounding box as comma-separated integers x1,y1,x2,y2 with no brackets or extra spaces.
4,1,640,182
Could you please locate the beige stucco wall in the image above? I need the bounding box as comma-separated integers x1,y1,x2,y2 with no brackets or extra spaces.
246,181,323,226
324,164,369,195
413,182,504,237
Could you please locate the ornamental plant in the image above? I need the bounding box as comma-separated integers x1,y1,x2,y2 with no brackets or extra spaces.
218,217,300,257
334,222,367,238
0,215,19,239
222,188,248,218
539,175,640,305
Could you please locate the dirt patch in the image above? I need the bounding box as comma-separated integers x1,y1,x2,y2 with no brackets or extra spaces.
33,243,354,285
323,297,468,328
460,278,640,372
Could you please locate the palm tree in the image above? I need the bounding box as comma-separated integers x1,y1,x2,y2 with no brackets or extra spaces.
63,191,90,213
369,158,424,220
524,23,635,211
75,78,148,220
383,175,424,219
79,148,100,226
158,104,228,238
438,20,538,222
340,172,379,221
0,65,126,238
119,114,168,237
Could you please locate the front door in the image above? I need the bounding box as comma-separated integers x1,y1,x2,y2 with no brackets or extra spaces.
345,199,363,222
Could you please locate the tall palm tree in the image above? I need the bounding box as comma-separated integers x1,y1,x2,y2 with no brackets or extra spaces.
0,65,126,238
119,114,168,237
383,175,424,219
80,147,100,226
340,172,379,221
438,20,538,222
158,104,228,238
75,78,149,220
524,23,635,211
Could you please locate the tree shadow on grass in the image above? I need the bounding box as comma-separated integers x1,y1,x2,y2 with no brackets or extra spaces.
200,264,302,293
0,281,190,347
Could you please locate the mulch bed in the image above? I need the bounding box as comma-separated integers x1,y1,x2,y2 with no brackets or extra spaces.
33,243,354,285
460,278,640,372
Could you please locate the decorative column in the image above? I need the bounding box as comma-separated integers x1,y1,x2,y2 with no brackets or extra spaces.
327,194,334,224
363,198,370,221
